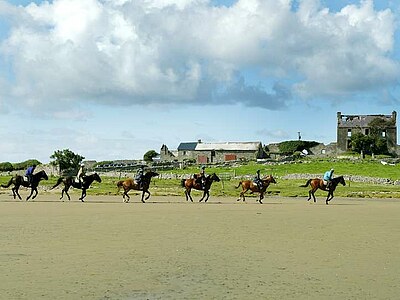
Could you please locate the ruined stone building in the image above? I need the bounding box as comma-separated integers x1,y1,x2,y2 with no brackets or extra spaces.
337,111,397,154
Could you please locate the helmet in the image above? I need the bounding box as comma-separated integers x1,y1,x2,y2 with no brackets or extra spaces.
257,169,260,173
330,168,334,172
81,163,85,167
201,165,206,169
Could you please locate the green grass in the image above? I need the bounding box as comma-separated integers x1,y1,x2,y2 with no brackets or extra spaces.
0,158,399,199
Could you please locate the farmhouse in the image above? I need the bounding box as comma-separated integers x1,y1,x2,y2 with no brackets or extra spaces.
336,111,398,154
160,140,265,163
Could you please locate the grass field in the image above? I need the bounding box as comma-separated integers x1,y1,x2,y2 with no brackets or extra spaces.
0,194,399,299
0,158,399,200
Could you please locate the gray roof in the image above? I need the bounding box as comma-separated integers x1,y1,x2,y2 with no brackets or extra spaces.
195,142,261,151
177,142,198,151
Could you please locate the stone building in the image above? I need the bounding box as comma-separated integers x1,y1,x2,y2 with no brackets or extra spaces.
337,111,397,154
160,140,265,163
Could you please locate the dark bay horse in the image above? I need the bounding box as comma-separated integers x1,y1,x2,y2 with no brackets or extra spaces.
180,173,220,202
300,175,346,204
117,171,159,203
1,170,48,201
51,173,102,202
236,175,277,204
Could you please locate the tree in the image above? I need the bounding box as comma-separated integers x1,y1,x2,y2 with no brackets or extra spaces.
0,162,13,172
350,117,391,155
143,150,158,162
350,132,388,155
50,149,85,174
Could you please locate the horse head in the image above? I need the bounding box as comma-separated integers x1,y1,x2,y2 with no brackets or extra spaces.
338,175,346,186
145,171,159,178
263,175,277,184
38,170,48,180
209,173,220,182
93,173,102,183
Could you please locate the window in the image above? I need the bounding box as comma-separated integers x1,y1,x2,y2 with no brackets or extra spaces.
382,130,386,137
347,129,352,137
365,129,369,135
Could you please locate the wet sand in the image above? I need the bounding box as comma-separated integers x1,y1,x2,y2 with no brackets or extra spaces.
0,193,399,299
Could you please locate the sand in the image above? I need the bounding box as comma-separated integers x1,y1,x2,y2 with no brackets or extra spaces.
0,192,399,299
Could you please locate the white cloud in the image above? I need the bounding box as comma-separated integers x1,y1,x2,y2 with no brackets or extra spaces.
0,0,398,114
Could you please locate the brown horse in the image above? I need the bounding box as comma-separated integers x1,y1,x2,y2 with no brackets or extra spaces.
300,175,346,204
51,173,102,202
1,170,48,201
236,175,277,204
180,173,220,202
117,171,159,203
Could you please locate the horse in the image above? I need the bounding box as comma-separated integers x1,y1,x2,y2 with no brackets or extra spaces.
51,173,102,202
1,170,48,201
180,173,220,202
236,175,277,204
116,171,159,203
300,175,346,204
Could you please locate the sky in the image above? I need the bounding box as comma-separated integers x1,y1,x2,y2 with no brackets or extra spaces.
0,0,399,163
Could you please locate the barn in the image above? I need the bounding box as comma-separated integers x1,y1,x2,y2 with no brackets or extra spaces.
173,140,265,163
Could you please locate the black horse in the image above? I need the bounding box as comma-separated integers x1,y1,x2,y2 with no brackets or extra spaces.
51,173,102,202
117,171,159,203
1,170,48,201
181,173,220,202
300,175,346,204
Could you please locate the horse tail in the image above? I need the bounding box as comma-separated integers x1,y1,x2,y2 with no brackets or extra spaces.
180,179,186,187
51,177,63,190
1,178,13,188
300,179,312,187
235,181,242,189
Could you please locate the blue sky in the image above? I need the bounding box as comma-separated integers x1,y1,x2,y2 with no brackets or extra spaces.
0,0,399,163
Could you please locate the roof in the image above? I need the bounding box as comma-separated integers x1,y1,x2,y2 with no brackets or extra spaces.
177,142,198,151
195,142,261,151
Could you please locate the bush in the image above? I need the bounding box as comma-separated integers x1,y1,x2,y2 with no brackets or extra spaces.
278,140,320,155
0,162,14,172
13,159,41,170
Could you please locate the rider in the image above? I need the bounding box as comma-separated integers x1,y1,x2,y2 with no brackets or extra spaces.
135,166,145,189
199,165,207,189
76,163,86,184
25,164,36,184
323,168,334,190
254,169,263,191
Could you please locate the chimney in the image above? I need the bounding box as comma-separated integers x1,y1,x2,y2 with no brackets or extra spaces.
198,139,202,143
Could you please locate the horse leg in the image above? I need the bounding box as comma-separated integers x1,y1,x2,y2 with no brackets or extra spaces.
259,192,264,204
199,190,206,202
31,187,39,200
26,188,34,201
12,186,21,200
311,188,317,203
79,189,86,202
237,189,247,202
123,188,130,203
204,191,210,202
144,190,151,201
65,188,71,201
307,190,312,201
11,187,17,199
186,189,193,202
141,191,146,203
326,192,334,205
184,190,188,201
